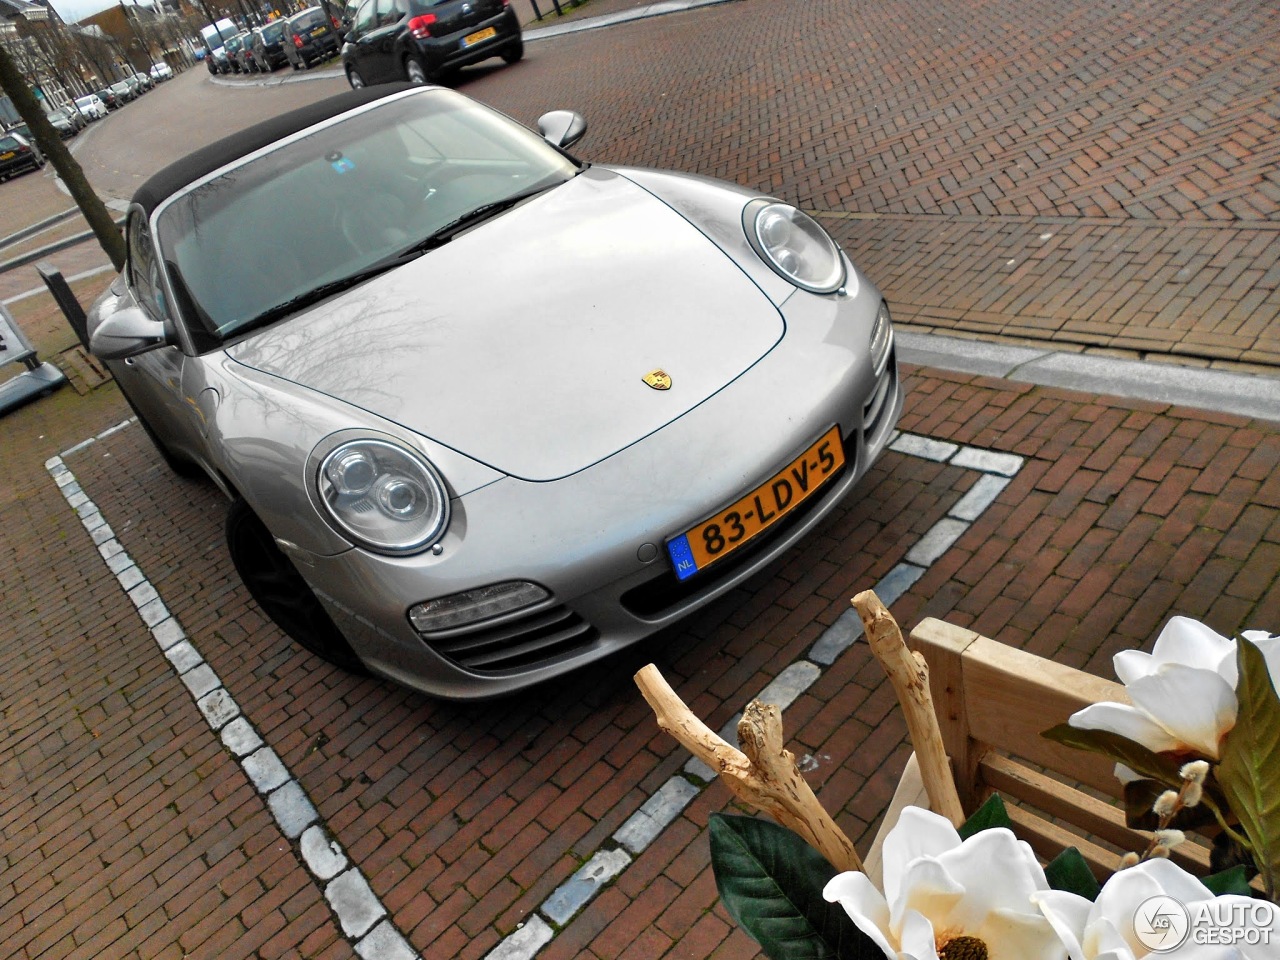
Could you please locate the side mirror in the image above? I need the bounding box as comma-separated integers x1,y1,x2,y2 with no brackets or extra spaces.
90,306,168,360
537,110,587,150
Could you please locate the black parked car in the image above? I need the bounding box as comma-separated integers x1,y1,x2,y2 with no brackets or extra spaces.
340,0,521,88
0,131,45,181
250,21,291,71
283,6,342,69
223,32,249,72
95,87,120,109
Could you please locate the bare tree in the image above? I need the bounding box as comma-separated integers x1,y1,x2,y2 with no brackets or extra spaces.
0,42,125,270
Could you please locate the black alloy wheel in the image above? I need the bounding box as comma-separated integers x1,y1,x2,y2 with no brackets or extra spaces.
225,499,368,673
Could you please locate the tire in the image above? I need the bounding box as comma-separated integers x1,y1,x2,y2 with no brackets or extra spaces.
404,56,428,84
501,38,523,64
225,499,368,673
346,65,364,88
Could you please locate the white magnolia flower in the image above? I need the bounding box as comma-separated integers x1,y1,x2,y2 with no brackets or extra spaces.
823,806,1065,959
1034,857,1276,959
1069,617,1279,760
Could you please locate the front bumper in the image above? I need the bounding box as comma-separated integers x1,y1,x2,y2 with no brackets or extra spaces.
297,275,902,699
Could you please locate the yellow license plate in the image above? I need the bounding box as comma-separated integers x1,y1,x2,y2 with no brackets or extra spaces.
0,152,14,160
463,26,497,46
667,426,845,581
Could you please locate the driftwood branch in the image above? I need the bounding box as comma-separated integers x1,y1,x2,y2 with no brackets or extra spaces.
851,590,966,827
635,664,863,873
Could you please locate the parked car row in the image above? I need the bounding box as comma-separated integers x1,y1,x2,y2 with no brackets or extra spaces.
207,10,342,75
1,59,175,181
94,67,164,114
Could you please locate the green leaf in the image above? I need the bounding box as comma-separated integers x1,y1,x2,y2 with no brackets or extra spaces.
1044,847,1101,901
958,793,1012,839
708,814,877,960
1216,636,1280,900
1042,723,1188,787
1201,864,1253,897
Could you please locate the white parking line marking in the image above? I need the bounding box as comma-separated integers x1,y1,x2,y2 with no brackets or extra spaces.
47,422,420,960
53,422,1019,960
483,431,1025,958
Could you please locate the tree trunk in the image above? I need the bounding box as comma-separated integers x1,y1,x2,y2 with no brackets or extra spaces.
0,42,126,272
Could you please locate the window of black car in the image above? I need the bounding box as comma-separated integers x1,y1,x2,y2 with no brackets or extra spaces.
262,22,285,40
0,135,21,150
296,8,327,28
351,0,376,35
155,90,578,349
374,0,404,26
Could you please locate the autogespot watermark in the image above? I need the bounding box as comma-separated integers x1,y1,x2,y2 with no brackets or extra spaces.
1134,895,1275,952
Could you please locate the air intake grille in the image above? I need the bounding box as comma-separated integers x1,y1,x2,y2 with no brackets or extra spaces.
418,604,598,672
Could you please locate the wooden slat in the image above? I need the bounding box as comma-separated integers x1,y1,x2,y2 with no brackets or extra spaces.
956,629,1128,797
1006,805,1121,881
906,619,986,811
979,753,1213,876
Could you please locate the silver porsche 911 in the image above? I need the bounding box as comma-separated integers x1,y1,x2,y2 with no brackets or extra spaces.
89,84,902,699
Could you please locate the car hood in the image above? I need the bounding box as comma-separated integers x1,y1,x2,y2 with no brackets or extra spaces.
227,168,784,482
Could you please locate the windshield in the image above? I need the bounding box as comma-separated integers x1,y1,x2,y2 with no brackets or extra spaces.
155,89,578,347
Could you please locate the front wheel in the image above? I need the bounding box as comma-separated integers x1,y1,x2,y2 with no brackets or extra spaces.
225,499,368,673
346,65,364,88
404,55,428,84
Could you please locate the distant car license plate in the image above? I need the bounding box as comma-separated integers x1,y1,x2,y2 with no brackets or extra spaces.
0,152,13,160
667,425,845,581
463,26,497,47
310,25,328,36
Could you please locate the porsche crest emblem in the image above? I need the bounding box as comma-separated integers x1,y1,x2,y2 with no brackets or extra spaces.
642,369,672,391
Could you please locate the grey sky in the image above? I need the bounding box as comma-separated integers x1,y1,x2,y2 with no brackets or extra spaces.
47,0,147,27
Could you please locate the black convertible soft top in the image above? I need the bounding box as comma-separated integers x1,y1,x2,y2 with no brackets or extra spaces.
132,82,419,215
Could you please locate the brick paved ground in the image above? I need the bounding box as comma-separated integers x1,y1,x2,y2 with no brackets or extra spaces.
463,0,1280,369
4,0,1280,956
3,363,1277,959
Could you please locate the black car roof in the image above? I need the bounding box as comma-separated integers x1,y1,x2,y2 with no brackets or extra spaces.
132,83,417,215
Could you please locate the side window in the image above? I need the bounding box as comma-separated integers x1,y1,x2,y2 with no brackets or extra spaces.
127,214,168,322
353,0,377,35
374,0,401,26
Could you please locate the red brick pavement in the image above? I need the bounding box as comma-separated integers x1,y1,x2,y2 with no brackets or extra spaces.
464,0,1280,368
4,0,1280,954
2,364,1277,959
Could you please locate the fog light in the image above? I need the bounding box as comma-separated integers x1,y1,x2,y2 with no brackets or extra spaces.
408,581,549,632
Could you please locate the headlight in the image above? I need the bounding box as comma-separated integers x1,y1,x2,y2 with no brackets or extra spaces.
317,439,449,555
743,200,846,293
870,300,894,376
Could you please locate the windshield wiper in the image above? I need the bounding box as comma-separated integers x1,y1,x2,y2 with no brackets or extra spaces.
233,183,562,335
236,258,407,333
395,182,558,259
